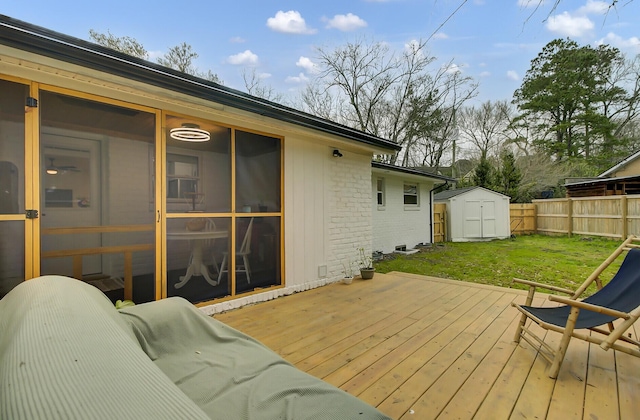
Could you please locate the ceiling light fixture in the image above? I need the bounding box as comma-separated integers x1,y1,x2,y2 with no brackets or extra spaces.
170,123,210,142
46,157,58,175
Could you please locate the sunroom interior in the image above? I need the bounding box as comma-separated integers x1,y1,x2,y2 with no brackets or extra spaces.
0,78,283,305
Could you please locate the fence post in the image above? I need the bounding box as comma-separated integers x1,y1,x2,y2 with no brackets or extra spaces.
567,198,573,237
622,195,628,239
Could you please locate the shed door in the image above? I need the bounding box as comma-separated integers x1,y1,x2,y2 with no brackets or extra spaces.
463,199,497,239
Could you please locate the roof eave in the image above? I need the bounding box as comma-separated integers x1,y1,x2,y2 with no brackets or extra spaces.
0,15,401,153
372,162,456,183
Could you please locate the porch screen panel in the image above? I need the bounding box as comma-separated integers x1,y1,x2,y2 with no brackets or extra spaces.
0,79,28,296
39,91,157,303
235,131,282,291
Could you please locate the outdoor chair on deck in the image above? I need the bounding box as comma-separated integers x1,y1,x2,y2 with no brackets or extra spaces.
218,218,253,284
512,235,640,378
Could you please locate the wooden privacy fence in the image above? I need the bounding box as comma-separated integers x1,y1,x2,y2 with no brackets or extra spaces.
509,203,536,235
433,203,447,243
534,195,640,239
436,197,639,242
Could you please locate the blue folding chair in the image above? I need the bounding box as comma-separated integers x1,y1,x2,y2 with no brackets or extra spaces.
512,235,640,378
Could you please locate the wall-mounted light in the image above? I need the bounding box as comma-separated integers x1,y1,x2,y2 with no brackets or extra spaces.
332,149,343,158
170,123,210,142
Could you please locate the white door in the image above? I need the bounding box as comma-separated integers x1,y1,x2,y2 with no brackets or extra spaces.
463,199,482,238
463,198,497,239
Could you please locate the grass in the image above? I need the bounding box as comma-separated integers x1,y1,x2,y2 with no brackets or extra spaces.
374,234,624,294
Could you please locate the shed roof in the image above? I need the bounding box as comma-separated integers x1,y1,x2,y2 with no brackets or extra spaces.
434,186,509,200
0,15,401,153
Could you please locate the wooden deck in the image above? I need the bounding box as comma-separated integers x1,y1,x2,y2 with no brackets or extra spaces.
214,272,640,419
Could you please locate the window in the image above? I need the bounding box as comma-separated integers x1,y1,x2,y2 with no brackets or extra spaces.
376,178,385,206
167,152,199,200
404,183,419,206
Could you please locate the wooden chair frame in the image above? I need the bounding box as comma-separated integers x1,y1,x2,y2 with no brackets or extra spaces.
512,235,640,378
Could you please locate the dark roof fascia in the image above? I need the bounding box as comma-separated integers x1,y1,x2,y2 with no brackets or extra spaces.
371,161,456,182
0,15,401,152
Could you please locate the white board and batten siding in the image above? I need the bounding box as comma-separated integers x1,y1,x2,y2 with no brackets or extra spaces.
435,186,511,242
204,139,375,314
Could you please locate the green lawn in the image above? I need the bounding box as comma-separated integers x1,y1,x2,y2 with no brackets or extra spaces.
374,235,623,294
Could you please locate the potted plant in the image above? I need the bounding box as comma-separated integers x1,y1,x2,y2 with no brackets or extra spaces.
341,261,354,284
358,247,375,280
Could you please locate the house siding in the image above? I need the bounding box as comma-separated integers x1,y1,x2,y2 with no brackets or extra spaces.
0,45,385,313
610,159,640,178
203,146,374,314
372,173,434,254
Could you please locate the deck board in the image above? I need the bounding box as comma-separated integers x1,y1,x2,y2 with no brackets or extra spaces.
214,272,639,419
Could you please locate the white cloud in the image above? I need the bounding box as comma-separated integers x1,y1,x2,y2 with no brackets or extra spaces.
507,70,519,81
479,71,491,78
285,72,309,83
404,39,426,59
227,50,259,65
296,56,319,73
596,32,640,51
546,12,594,37
433,32,449,40
229,36,245,44
577,0,610,15
148,50,163,61
517,0,545,7
267,11,316,34
444,63,463,74
325,13,367,31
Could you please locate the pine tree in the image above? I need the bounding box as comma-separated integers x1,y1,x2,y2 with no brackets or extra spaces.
498,150,522,201
472,157,494,188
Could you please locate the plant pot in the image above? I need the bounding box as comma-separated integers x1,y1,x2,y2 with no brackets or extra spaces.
342,276,353,285
360,268,375,280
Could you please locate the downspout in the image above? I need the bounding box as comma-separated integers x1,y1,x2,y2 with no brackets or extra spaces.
429,181,449,244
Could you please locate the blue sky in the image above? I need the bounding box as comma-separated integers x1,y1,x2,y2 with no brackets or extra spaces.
3,1,640,105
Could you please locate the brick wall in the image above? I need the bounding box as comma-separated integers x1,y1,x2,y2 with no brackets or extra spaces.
326,151,372,278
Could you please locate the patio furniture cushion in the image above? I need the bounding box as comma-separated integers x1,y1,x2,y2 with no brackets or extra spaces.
0,275,209,420
119,296,391,420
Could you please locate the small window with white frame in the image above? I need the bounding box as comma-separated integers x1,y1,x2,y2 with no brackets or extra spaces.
376,178,385,207
167,152,200,201
403,183,419,206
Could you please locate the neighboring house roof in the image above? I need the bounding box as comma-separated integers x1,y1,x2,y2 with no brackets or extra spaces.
599,150,640,178
564,174,640,197
434,186,509,200
371,162,456,183
0,15,401,153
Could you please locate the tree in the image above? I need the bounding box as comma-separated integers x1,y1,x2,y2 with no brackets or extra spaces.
242,67,285,103
157,42,198,74
513,38,635,173
458,100,512,160
89,29,148,60
496,150,522,201
301,38,477,168
89,30,221,84
472,156,494,188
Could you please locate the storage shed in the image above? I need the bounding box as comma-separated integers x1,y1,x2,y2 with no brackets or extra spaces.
434,187,510,242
